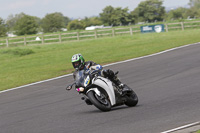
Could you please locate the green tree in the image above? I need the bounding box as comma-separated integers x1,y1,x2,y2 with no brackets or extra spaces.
14,15,39,36
100,6,133,26
166,7,188,20
189,0,200,8
41,12,66,33
117,7,133,25
67,19,86,30
83,17,103,27
100,6,115,25
187,0,200,18
0,18,7,37
64,16,71,26
6,13,26,31
131,0,165,23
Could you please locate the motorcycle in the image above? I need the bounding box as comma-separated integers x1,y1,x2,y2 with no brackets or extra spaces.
66,68,138,112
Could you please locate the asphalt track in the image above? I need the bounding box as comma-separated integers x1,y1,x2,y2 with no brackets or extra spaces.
0,43,200,133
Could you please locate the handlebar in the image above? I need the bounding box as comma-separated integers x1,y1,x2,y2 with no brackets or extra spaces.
66,82,75,91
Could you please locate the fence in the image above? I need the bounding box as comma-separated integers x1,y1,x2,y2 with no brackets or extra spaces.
0,21,200,48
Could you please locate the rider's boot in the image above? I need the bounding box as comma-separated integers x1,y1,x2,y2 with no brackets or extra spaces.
81,97,93,105
102,69,131,95
112,76,131,95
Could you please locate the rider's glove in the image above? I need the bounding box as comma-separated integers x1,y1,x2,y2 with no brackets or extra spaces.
66,85,72,90
90,66,97,70
85,66,96,74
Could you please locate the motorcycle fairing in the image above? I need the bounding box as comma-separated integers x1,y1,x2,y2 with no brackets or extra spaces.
90,76,116,106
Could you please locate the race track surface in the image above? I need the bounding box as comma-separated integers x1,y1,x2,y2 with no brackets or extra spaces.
0,43,200,133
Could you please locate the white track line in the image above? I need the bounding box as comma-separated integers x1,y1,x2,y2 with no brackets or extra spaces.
0,74,73,94
0,42,200,94
161,121,200,133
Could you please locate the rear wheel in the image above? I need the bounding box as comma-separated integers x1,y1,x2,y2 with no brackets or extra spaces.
124,90,138,107
87,90,111,112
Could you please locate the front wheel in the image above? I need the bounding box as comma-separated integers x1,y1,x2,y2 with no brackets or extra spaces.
87,90,111,112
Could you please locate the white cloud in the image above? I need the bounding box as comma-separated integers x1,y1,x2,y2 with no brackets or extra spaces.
0,0,190,19
41,0,53,5
8,0,36,9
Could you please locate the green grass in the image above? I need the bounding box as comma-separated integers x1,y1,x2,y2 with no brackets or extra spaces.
196,130,200,133
0,29,200,91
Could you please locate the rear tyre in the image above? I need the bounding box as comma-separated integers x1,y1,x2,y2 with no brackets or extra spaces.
124,90,138,107
87,90,111,112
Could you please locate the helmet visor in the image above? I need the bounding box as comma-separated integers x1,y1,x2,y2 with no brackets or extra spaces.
72,60,81,69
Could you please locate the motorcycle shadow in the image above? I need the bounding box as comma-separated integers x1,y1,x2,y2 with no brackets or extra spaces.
82,105,139,114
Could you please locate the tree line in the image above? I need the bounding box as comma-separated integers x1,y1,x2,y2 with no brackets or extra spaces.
0,0,200,37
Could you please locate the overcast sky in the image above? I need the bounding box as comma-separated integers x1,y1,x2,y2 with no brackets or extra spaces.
0,0,190,20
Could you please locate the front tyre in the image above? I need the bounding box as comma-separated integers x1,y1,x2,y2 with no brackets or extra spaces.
87,90,111,112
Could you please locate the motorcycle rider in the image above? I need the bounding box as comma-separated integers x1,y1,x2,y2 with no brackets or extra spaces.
69,53,126,92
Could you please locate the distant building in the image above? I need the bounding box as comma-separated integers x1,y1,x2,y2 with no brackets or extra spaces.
61,28,67,31
7,32,17,37
85,25,112,30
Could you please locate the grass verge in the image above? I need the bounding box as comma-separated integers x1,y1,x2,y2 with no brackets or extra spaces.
195,130,200,133
0,29,200,91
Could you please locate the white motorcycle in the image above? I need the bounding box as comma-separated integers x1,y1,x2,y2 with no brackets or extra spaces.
66,69,138,112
